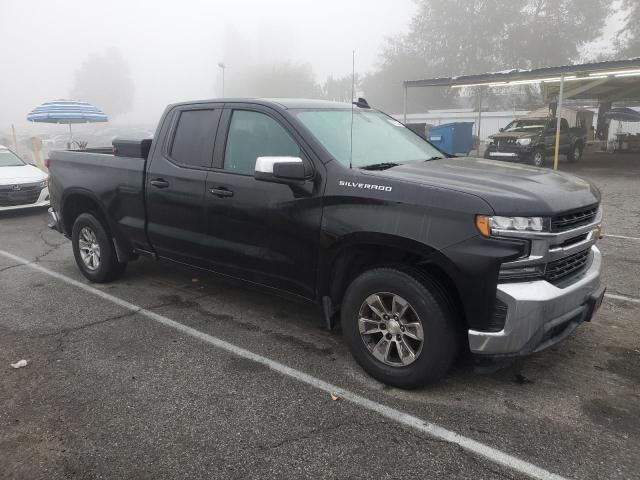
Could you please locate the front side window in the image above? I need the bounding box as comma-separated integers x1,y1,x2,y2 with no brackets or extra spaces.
224,110,301,175
294,109,443,169
0,149,26,167
170,109,218,168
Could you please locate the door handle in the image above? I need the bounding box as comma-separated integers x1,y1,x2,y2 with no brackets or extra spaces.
150,178,170,188
209,187,234,198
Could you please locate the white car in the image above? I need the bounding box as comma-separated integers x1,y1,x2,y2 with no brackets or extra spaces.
0,145,49,211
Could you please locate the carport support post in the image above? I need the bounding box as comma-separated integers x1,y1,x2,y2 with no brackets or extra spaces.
553,74,565,170
403,83,408,124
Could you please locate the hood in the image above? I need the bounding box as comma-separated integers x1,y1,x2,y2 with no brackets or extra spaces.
368,157,599,216
0,164,48,185
489,130,543,140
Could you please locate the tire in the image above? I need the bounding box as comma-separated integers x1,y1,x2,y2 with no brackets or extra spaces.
531,149,545,167
341,267,459,389
72,213,127,283
567,143,582,162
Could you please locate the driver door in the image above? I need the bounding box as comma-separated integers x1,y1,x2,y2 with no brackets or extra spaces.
201,106,323,299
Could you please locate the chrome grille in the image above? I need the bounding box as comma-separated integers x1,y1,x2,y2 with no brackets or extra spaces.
497,137,517,146
0,185,42,206
0,182,41,193
544,248,591,283
551,206,598,232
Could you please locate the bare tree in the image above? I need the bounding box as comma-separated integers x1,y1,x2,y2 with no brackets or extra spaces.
70,48,135,117
362,0,610,113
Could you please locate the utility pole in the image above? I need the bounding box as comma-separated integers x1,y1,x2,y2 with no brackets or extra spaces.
217,62,226,97
553,74,565,171
11,124,18,152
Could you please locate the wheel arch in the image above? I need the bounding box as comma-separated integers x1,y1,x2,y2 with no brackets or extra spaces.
319,232,466,325
61,189,131,262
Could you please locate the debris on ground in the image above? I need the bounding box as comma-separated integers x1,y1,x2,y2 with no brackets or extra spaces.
10,360,28,369
330,392,339,401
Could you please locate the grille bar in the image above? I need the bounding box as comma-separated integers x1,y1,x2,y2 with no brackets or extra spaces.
0,190,42,207
544,248,591,283
0,182,41,193
551,206,598,232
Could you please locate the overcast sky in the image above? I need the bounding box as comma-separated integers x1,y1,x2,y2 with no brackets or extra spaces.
0,0,415,130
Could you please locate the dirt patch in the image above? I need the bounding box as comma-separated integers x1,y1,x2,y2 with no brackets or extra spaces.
582,397,640,437
606,346,640,384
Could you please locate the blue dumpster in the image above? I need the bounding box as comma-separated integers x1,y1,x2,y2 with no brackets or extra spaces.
427,122,474,156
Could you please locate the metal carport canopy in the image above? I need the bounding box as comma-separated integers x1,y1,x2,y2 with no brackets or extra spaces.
401,58,640,169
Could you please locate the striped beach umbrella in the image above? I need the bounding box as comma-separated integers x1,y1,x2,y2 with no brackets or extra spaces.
27,100,108,145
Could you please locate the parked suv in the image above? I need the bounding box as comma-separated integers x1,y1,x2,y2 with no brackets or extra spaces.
485,117,586,167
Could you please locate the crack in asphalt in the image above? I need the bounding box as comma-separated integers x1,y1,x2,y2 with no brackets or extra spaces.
30,310,138,340
0,264,23,273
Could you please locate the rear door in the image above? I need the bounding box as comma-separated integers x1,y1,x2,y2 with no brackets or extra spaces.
146,105,222,263
200,105,323,299
544,119,557,156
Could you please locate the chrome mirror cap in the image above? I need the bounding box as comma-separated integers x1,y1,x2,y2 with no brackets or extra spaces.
255,156,303,174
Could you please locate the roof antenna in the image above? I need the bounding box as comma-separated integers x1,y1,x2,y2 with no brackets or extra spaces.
349,50,355,170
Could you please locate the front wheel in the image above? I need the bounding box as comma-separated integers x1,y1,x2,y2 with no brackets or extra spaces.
72,213,127,283
567,143,582,162
341,268,459,389
531,149,545,167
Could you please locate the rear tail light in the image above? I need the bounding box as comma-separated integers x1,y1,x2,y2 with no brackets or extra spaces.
44,158,50,168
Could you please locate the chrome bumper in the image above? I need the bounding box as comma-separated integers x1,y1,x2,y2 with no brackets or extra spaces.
469,245,602,356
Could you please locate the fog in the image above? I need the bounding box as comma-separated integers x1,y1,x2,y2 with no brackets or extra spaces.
0,0,414,131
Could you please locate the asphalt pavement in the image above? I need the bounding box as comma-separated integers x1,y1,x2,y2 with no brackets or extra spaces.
1,152,639,479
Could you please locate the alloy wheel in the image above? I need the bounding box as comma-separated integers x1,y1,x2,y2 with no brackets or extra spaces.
358,292,424,367
78,226,101,270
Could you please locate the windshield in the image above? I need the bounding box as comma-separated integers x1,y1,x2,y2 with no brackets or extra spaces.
294,109,444,168
503,119,547,132
0,149,26,167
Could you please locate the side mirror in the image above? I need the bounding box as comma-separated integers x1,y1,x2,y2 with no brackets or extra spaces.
254,156,306,183
499,128,504,132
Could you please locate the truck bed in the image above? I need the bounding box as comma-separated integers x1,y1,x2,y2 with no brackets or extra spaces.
48,148,149,251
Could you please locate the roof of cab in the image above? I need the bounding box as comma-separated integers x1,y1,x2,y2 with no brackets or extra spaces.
170,98,355,110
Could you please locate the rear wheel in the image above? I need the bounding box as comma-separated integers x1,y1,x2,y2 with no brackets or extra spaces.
531,149,545,167
567,143,582,162
341,268,459,389
72,213,127,283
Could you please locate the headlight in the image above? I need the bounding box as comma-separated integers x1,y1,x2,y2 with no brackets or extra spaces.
516,138,532,146
476,215,549,237
39,180,48,188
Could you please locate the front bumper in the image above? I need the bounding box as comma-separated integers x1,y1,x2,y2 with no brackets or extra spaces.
484,145,534,162
468,245,603,356
0,187,50,212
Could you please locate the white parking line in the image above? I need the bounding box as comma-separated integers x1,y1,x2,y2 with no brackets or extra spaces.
605,293,640,304
604,234,640,241
0,249,566,480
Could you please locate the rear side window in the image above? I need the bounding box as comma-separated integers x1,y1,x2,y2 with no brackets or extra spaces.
170,109,218,168
223,110,300,174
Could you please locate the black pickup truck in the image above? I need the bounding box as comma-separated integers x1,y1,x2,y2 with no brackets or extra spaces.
47,98,604,388
485,117,586,167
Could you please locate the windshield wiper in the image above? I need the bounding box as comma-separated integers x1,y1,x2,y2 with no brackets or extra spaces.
359,162,400,170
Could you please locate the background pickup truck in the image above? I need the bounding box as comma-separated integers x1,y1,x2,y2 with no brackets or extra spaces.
48,98,604,388
484,117,586,167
